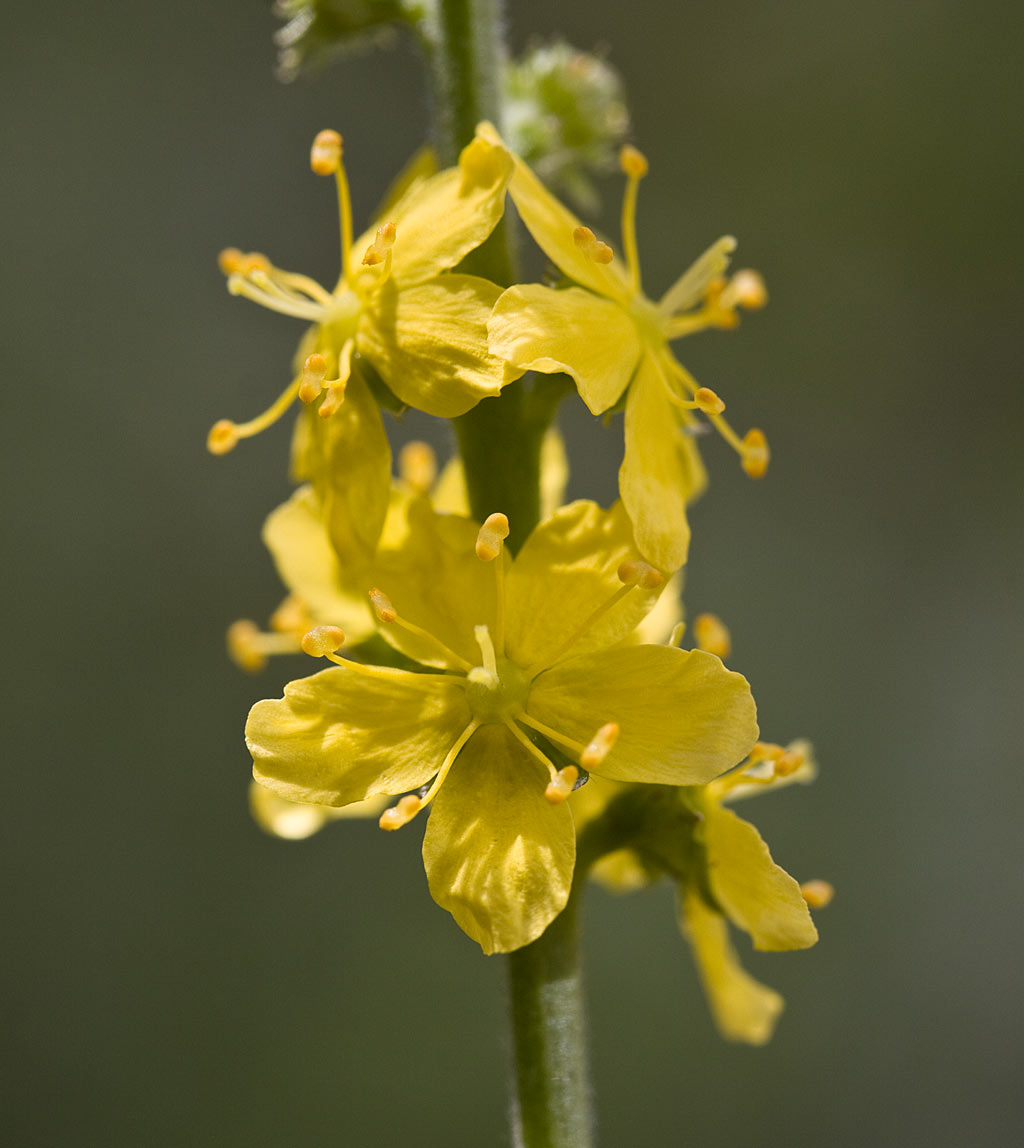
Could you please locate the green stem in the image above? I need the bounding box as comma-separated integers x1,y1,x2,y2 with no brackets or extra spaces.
505,884,593,1148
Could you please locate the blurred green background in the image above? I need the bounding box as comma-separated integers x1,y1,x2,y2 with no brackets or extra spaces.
4,1,1021,1144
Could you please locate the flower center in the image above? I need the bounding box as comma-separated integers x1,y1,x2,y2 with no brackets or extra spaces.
465,626,531,723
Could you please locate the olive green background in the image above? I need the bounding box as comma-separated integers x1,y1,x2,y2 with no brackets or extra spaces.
4,2,1021,1145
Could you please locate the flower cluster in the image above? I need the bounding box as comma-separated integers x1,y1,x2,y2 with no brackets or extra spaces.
214,123,826,1038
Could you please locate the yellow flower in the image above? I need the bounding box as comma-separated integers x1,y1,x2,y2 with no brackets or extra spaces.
208,128,519,456
480,122,768,572
245,500,758,953
578,740,825,1044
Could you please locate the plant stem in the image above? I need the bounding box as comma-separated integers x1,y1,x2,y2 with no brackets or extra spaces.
505,885,593,1148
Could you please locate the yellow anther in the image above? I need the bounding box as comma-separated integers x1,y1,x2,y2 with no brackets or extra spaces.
617,560,664,590
475,512,510,562
693,613,732,659
317,381,346,419
619,144,649,178
207,419,239,455
369,588,397,624
748,741,784,765
774,747,806,776
800,880,835,909
741,428,770,478
218,248,270,277
227,620,268,674
694,387,726,416
270,595,312,636
310,129,342,175
300,625,346,657
298,353,328,404
580,723,620,770
398,441,437,493
378,794,422,831
573,226,614,264
725,269,768,311
361,220,397,266
545,766,579,805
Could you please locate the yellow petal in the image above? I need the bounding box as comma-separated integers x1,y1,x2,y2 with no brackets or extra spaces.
248,780,388,841
539,427,570,518
422,725,575,954
358,275,514,417
488,285,642,414
246,666,471,806
590,848,652,893
348,135,512,288
630,570,685,645
505,501,661,671
372,499,501,669
702,805,818,951
430,457,472,516
680,886,784,1045
262,486,375,640
476,121,632,303
620,351,707,572
527,645,758,785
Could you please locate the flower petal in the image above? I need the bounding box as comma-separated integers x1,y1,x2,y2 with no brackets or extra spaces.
422,725,575,954
488,285,642,414
248,781,388,841
348,134,512,288
262,486,375,639
679,886,784,1045
476,121,632,302
246,666,471,806
527,644,758,785
358,275,515,417
702,805,818,951
372,499,502,670
620,351,707,572
505,501,662,671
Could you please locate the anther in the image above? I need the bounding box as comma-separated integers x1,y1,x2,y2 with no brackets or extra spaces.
227,620,268,674
617,560,664,590
773,747,806,777
580,723,620,770
399,441,437,493
361,221,396,266
300,625,346,657
694,387,726,415
270,595,313,636
724,269,768,311
800,880,835,909
573,226,614,264
298,353,328,403
693,613,732,659
545,766,579,805
378,794,422,831
218,248,270,277
207,419,239,455
475,513,510,562
310,129,342,175
741,428,770,478
369,588,397,625
619,144,649,178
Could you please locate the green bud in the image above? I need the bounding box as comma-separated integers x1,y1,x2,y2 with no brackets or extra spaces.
273,0,422,81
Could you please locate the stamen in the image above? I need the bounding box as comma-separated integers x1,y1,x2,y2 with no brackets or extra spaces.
516,712,587,758
721,269,768,311
380,719,481,829
475,513,510,562
693,613,732,659
227,273,325,321
524,560,663,678
226,619,303,673
800,880,835,909
368,587,474,672
310,129,342,176
668,622,686,648
617,560,665,590
573,226,614,264
471,624,499,682
544,766,579,805
580,722,620,769
207,373,304,454
270,595,314,636
740,429,770,478
398,441,437,494
361,221,396,266
301,625,346,657
298,353,328,404
618,144,648,292
476,513,509,654
657,235,737,318
309,129,353,282
218,248,270,277
317,338,355,419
